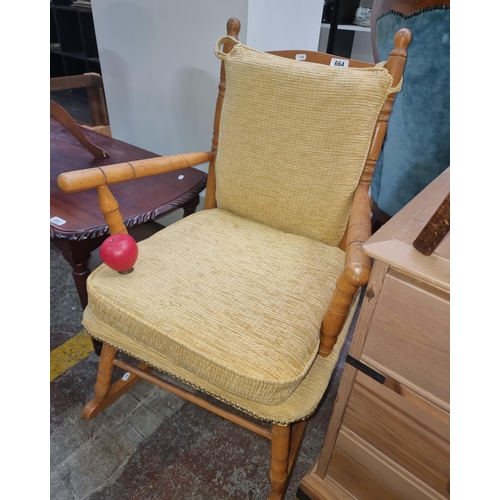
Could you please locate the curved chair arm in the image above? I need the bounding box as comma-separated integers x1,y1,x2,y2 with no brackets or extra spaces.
343,182,373,288
51,100,110,159
58,152,214,193
319,182,372,357
57,151,214,235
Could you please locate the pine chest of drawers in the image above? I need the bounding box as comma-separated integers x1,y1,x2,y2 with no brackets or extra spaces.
297,168,450,500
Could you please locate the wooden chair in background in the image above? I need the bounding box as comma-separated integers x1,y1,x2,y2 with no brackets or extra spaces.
50,72,111,137
56,18,410,500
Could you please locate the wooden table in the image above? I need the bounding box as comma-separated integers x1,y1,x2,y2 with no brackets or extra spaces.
297,168,450,500
51,118,207,351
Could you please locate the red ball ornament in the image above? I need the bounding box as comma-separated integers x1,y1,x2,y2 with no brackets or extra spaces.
99,233,139,274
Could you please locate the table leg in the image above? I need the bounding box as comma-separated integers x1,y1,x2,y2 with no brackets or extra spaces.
52,237,106,355
182,194,200,217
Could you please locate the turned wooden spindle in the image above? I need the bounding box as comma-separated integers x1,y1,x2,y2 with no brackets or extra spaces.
360,28,412,184
319,29,412,357
320,184,372,357
97,185,128,235
82,344,118,419
320,272,359,356
269,424,291,500
93,344,117,400
205,17,241,210
57,153,212,193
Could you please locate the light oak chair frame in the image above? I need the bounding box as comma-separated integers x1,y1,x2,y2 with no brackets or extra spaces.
57,18,411,500
50,72,111,136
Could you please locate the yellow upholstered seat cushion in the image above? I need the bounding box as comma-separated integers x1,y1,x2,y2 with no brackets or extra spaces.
83,298,357,424
83,209,346,406
215,41,394,246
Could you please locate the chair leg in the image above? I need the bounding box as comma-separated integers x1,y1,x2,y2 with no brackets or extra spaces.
82,343,117,420
94,343,117,399
82,344,154,421
269,424,291,500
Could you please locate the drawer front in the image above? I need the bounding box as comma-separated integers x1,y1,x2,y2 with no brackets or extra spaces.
362,269,450,404
327,427,445,500
343,371,450,498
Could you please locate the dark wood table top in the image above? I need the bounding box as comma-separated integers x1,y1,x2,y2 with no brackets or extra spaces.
50,118,207,241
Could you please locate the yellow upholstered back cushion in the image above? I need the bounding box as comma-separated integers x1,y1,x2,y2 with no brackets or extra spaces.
215,40,394,246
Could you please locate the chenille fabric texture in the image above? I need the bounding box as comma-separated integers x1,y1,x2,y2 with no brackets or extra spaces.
84,209,358,423
83,39,391,423
215,38,394,246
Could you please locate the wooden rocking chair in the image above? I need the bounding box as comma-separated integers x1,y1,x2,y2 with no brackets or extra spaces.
57,18,411,500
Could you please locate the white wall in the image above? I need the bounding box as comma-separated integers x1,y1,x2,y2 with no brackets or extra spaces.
247,0,323,51
91,0,324,224
92,0,248,158
350,31,375,63
92,0,324,156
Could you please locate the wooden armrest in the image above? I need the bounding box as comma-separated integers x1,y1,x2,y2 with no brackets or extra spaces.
319,182,373,357
57,151,213,237
51,100,109,159
343,183,373,287
57,152,214,193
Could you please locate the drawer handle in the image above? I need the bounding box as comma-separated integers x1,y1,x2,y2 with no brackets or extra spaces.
346,355,385,384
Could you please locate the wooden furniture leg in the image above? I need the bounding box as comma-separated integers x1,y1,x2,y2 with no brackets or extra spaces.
55,239,94,308
81,343,117,419
182,194,200,217
94,344,117,401
269,424,291,500
81,344,153,420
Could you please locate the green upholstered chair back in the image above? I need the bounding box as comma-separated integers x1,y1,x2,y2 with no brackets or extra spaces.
214,39,395,247
370,4,450,218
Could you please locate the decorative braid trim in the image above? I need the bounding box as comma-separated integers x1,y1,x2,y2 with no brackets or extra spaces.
377,5,450,22
85,328,312,426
